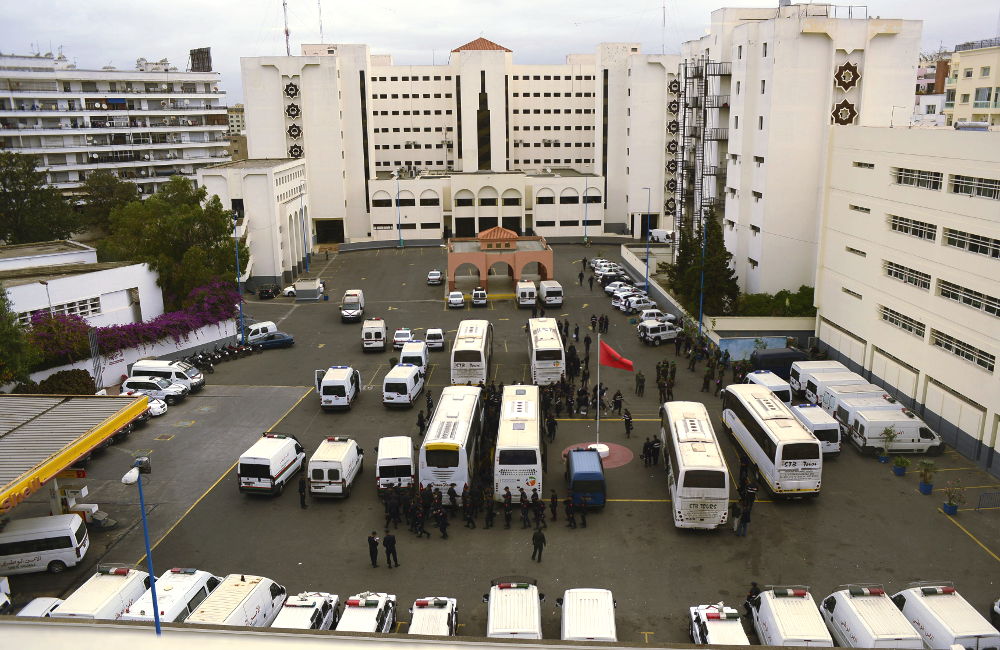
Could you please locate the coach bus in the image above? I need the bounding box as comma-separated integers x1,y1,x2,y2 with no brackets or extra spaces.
493,384,543,500
450,320,494,385
418,386,484,491
659,401,730,529
527,318,564,385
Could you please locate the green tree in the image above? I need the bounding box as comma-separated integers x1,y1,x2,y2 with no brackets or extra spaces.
103,176,246,309
662,221,697,303
0,152,78,244
686,215,740,316
0,288,40,385
79,169,139,231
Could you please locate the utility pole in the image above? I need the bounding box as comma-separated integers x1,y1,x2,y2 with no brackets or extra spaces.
318,0,325,43
283,0,291,56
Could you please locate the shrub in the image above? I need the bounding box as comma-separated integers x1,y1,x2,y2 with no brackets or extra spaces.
37,369,97,395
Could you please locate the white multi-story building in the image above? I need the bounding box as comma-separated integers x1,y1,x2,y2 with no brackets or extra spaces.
678,3,921,294
816,126,1000,477
240,39,679,244
197,159,310,286
227,103,245,134
0,51,229,196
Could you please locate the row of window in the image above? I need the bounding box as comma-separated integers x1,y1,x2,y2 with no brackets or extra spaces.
374,143,449,150
512,75,595,81
274,168,304,186
534,220,600,227
511,92,595,98
372,223,440,230
372,198,442,207
373,160,448,167
374,126,453,133
931,329,995,372
883,261,931,289
513,142,593,148
887,215,1000,258
370,158,594,167
514,158,593,164
512,108,596,115
513,125,596,131
17,296,101,326
879,305,926,338
372,93,452,100
373,109,452,116
891,167,1000,200
370,75,452,82
734,42,768,60
454,197,522,207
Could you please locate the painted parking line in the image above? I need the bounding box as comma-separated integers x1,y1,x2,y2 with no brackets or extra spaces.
138,386,314,563
937,507,1000,563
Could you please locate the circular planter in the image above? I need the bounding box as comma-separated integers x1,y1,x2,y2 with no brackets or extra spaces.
877,455,890,464
892,465,907,477
942,502,959,515
918,482,933,495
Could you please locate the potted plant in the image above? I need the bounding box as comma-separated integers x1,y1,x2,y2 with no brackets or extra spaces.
942,480,965,515
891,456,911,477
877,426,898,463
917,460,936,495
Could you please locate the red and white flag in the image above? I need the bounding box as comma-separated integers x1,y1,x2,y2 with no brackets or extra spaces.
598,340,634,372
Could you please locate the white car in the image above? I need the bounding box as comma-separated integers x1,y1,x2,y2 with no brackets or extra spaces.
120,376,188,405
611,290,642,309
283,281,325,297
604,281,633,296
624,295,657,313
427,269,444,285
639,309,675,324
425,328,445,350
447,291,465,308
393,328,414,350
119,390,169,417
17,597,64,618
589,257,609,269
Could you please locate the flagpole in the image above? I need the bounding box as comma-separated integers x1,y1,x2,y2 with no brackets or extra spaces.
596,332,600,445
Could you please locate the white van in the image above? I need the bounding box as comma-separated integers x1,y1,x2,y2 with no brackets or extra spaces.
187,574,287,628
383,363,425,407
649,228,674,243
309,436,364,498
131,359,205,392
516,280,537,308
820,586,923,649
362,318,387,351
804,371,867,405
789,360,847,394
315,365,361,410
377,436,415,492
241,320,278,345
832,394,903,434
426,328,445,350
689,603,751,645
484,580,544,639
538,280,564,307
338,592,397,633
891,585,1000,650
17,597,63,618
749,586,834,647
0,514,90,575
791,405,842,456
818,382,886,414
408,597,458,636
558,588,617,642
341,289,365,322
271,592,341,631
637,319,679,346
849,409,944,455
0,576,9,614
57,566,150,620
122,568,221,623
746,370,793,405
237,433,306,496
400,341,429,371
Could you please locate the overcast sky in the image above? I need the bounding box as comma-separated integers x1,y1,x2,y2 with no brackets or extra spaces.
2,0,997,102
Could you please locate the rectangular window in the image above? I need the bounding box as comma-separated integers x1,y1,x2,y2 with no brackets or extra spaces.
535,220,556,227
753,156,764,166
758,116,763,130
964,68,972,78
943,228,1000,258
879,305,926,338
734,116,739,129
559,220,580,227
455,198,474,207
18,296,101,326
479,198,498,206
420,222,441,229
559,195,580,204
883,261,931,289
980,66,991,77
853,161,874,169
949,174,1000,200
396,198,415,207
849,204,870,213
938,280,1000,317
371,198,392,208
930,330,995,372
762,42,768,57
888,215,936,241
842,287,862,299
419,197,439,206
502,197,521,206
373,224,392,230
892,167,943,190
737,45,742,60
760,80,765,94
583,195,601,204
535,196,555,205
845,246,867,257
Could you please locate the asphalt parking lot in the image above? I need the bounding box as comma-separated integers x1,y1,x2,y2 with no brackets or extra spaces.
7,243,999,642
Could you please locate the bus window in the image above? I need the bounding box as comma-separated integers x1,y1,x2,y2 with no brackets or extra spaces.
682,470,726,489
498,450,537,465
425,449,459,467
780,443,820,460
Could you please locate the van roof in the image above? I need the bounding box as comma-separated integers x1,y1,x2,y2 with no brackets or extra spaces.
343,290,362,297
839,395,898,408
128,569,215,619
811,371,865,383
836,589,921,641
762,590,831,641
562,588,616,641
855,408,921,424
272,592,337,629
323,366,353,382
187,574,271,625
791,360,848,370
791,405,838,426
516,280,535,288
900,587,998,636
538,280,561,288
59,569,147,616
0,514,81,538
568,449,604,474
133,359,184,369
377,436,413,459
747,370,790,387
311,437,357,463
825,383,884,395
488,583,541,636
240,434,296,462
338,592,391,632
400,341,427,353
408,597,454,635
362,318,384,327
385,364,419,381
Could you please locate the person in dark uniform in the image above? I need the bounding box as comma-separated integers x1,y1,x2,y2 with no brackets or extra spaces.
367,531,380,567
564,497,577,529
414,507,431,538
533,499,546,529
578,494,589,528
702,365,713,392
588,275,595,291
383,530,399,568
503,500,512,529
426,391,434,415
549,490,558,521
650,437,662,466
484,497,496,529
745,582,761,616
635,370,645,396
298,477,308,509
436,508,450,539
546,415,557,443
416,410,426,437
447,484,459,516
623,409,633,439
578,270,584,286
520,494,531,529
642,438,652,467
531,529,547,562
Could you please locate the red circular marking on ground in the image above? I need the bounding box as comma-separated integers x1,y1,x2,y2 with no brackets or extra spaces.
559,442,634,469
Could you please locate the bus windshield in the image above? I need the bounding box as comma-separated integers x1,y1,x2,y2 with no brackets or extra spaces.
781,443,820,460
535,350,562,362
453,351,482,363
425,449,459,468
682,470,727,489
498,450,537,465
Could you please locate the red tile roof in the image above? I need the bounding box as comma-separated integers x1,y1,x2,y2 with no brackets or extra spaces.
478,226,518,240
452,38,512,53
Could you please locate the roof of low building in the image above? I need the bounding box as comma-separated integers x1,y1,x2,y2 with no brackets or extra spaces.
205,158,299,170
0,261,134,288
0,240,93,261
478,226,518,240
452,38,512,53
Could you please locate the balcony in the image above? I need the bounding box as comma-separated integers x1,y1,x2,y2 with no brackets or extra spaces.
703,165,726,178
706,62,732,76
946,77,956,86
686,64,704,79
955,37,1000,52
704,128,729,141
704,94,731,109
944,101,955,108
973,101,995,109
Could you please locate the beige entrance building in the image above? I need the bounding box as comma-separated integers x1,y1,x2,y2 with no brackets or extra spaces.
446,227,553,291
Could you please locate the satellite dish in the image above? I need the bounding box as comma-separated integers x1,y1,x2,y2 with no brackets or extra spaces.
161,84,168,90
161,100,167,107
144,155,150,160
183,99,190,105
221,150,229,156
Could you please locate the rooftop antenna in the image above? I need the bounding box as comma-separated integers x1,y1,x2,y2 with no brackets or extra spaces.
317,0,324,43
282,0,291,56
661,1,665,55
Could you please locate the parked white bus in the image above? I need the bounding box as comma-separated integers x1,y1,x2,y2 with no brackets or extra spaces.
721,384,823,498
419,386,484,491
659,402,730,529
0,514,89,575
450,320,494,385
527,318,564,385
494,385,543,500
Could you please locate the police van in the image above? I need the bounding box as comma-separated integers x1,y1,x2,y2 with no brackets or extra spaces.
315,365,361,410
337,592,397,633
803,371,867,405
817,382,886,414
308,437,364,498
483,578,544,639
516,281,537,308
745,370,792,405
341,289,365,322
558,588,617,642
270,592,341,631
186,574,287,628
831,394,904,435
399,341,429,371
789,360,847,394
362,318,387,351
56,565,150,620
237,433,306,496
376,436,415,493
122,568,221,623
849,409,944,456
382,363,425,407
538,280,563,307
408,597,458,636
749,586,833,647
820,585,922,649
688,602,750,645
130,359,205,392
891,584,1000,650
791,404,842,457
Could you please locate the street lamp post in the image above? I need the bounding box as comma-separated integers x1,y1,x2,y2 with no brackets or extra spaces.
232,214,246,344
122,457,160,636
583,180,589,245
392,170,404,248
38,280,53,315
642,187,652,291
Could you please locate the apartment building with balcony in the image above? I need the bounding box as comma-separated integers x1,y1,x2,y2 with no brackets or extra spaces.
678,3,921,294
0,51,229,195
240,39,679,244
942,37,1000,126
815,126,1000,477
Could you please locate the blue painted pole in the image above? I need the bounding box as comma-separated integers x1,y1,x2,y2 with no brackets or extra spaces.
136,472,161,636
